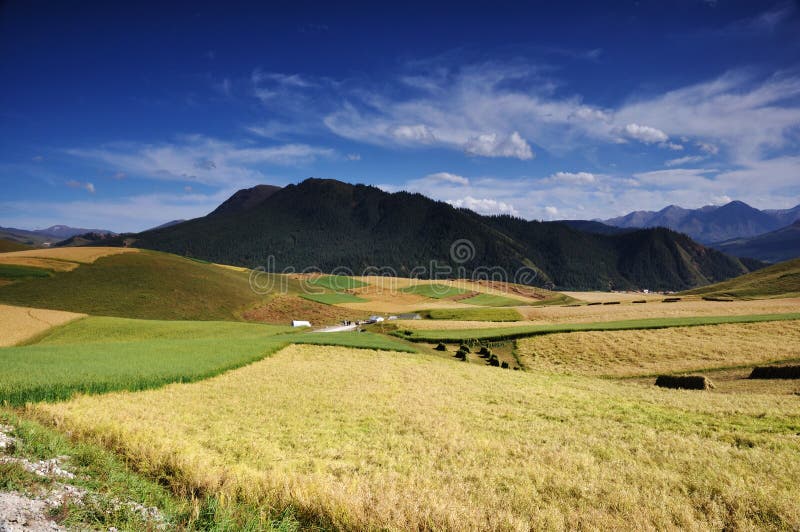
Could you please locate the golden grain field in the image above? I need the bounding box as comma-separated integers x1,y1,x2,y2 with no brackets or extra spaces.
0,246,138,264
516,320,800,377
391,297,800,330
37,344,800,530
0,303,86,346
0,256,81,272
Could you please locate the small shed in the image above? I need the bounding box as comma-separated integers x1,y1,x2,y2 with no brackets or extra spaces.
291,320,311,327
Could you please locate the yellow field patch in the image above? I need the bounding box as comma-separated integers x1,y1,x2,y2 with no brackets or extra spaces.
37,344,800,530
392,297,800,328
561,291,662,303
0,246,138,264
517,320,800,377
0,303,86,346
0,256,80,272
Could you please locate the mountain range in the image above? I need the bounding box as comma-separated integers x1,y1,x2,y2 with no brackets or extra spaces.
603,201,800,244
0,225,115,246
712,221,800,264
96,178,757,292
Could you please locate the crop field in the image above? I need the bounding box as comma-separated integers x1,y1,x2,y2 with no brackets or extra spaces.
306,274,368,291
460,292,529,306
0,316,413,405
0,263,53,280
399,312,800,342
0,255,81,272
400,283,469,298
517,296,800,324
422,307,523,321
0,246,138,264
35,344,800,530
516,320,800,377
300,292,368,305
0,303,85,347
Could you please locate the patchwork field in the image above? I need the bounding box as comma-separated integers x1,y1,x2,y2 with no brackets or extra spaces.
516,320,800,377
0,303,85,347
0,316,413,405
35,344,800,530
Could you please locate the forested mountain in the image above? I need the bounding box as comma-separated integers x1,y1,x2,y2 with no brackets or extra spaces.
113,178,757,291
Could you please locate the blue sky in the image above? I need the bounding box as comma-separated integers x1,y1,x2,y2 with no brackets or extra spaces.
2,0,799,232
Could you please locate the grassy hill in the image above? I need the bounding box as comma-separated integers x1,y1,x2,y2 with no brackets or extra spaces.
0,250,266,320
114,178,755,291
0,238,34,252
681,258,800,299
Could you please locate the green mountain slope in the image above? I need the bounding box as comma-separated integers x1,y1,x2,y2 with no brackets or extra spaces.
681,258,800,299
116,178,754,291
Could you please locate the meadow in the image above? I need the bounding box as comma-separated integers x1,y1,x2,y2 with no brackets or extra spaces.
300,292,368,305
399,283,469,298
0,315,414,405
423,307,523,321
516,320,800,377
35,344,800,530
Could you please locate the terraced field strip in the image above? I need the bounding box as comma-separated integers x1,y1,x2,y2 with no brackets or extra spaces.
0,316,415,405
36,345,800,530
398,312,800,342
516,320,800,378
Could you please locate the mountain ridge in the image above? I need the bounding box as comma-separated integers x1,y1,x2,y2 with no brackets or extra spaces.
106,178,756,291
603,200,800,244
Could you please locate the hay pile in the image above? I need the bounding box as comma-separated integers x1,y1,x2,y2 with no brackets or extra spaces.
748,366,800,379
655,375,714,390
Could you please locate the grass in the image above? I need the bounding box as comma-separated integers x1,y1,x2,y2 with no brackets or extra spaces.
34,344,800,530
306,275,367,291
0,263,52,280
0,303,85,347
0,250,266,320
397,312,800,342
459,292,527,306
423,307,523,321
0,316,414,405
682,258,800,299
0,246,137,264
400,283,469,299
516,320,800,377
300,292,368,305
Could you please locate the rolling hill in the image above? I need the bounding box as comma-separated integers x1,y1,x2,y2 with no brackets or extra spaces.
0,249,265,320
111,178,755,291
681,258,800,299
712,221,800,263
604,200,800,244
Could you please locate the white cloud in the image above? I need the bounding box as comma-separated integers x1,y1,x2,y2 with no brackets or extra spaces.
67,135,336,187
346,153,361,161
620,123,669,144
548,171,596,184
65,180,95,194
544,206,559,217
464,132,534,160
665,155,706,167
447,196,519,216
425,172,469,186
389,124,437,143
697,141,719,155
662,142,684,151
